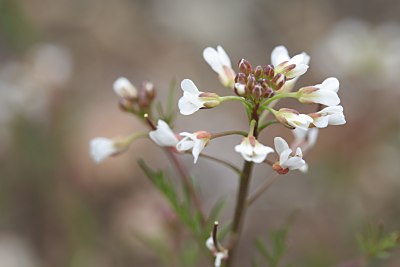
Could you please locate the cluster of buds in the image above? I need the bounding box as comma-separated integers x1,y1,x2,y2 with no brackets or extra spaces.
234,60,278,97
114,77,156,114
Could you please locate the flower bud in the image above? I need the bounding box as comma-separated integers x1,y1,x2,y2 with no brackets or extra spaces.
264,65,275,79
138,88,150,108
143,80,156,100
272,73,285,90
253,65,263,79
246,74,256,91
252,84,263,98
275,108,313,130
235,72,247,84
238,59,252,75
113,77,138,100
234,83,246,96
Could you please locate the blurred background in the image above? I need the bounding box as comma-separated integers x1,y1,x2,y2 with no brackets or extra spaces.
0,0,399,266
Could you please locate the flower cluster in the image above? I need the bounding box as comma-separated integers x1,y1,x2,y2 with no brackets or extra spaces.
90,45,346,176
89,44,347,267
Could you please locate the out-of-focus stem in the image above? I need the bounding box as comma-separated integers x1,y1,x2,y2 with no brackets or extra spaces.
246,173,279,207
211,130,248,139
193,152,241,174
225,160,255,266
165,148,206,225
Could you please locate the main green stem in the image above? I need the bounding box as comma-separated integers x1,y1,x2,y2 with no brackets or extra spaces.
226,117,259,267
225,160,255,266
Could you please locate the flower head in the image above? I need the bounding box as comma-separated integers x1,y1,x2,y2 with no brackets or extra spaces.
309,105,346,128
89,137,125,163
113,77,138,99
271,45,310,79
203,46,236,88
298,77,340,106
235,136,274,163
176,131,212,163
178,79,220,115
275,108,313,130
273,137,306,174
149,120,179,147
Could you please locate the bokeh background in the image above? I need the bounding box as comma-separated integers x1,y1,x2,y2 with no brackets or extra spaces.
0,0,399,266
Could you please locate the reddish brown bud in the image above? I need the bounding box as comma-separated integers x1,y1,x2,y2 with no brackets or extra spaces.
142,81,156,100
264,65,275,79
253,65,263,79
272,73,286,90
238,59,252,75
246,74,256,91
252,84,263,98
235,73,247,84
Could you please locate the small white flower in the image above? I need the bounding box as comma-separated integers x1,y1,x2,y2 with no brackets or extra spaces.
205,236,228,267
149,120,179,147
271,45,310,79
292,127,319,153
310,105,346,128
276,108,313,130
235,136,274,163
298,77,340,106
203,46,236,88
89,137,122,163
273,137,306,173
178,79,220,115
176,131,212,163
113,77,138,99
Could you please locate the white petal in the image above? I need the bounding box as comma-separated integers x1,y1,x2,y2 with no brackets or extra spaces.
279,149,292,166
181,79,200,94
286,64,309,79
328,113,346,125
113,77,137,98
271,45,290,66
306,90,341,106
192,139,207,163
299,163,309,173
178,96,201,115
89,137,118,163
203,47,224,74
292,127,307,143
217,45,232,68
313,116,330,128
149,120,178,147
318,77,340,93
284,157,306,170
307,128,319,147
274,137,290,155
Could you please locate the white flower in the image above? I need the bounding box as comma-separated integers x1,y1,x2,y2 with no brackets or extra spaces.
310,105,346,128
298,77,340,106
205,236,228,267
292,127,319,153
273,137,306,173
203,46,236,88
235,136,274,163
271,45,310,79
113,77,138,99
178,79,220,115
176,131,212,163
149,120,178,147
89,137,122,163
276,108,313,130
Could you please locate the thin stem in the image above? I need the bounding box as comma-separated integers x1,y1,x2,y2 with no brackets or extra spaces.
213,221,221,252
258,120,279,132
211,130,248,139
185,152,241,174
246,174,279,207
225,160,255,266
248,119,257,137
219,95,246,103
262,92,298,107
165,148,206,225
